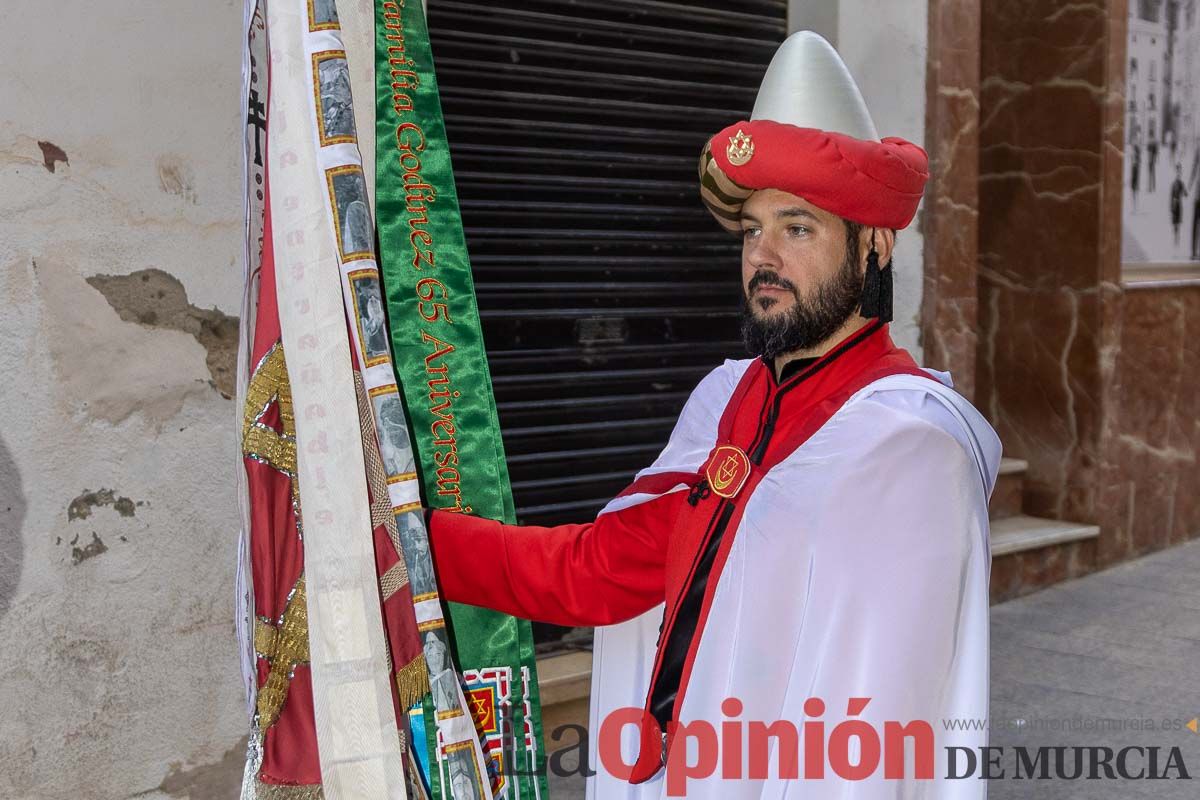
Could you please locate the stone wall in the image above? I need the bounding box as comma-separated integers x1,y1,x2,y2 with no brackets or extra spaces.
1098,283,1200,561
978,0,1200,580
922,0,981,400
0,1,249,797
977,0,1112,527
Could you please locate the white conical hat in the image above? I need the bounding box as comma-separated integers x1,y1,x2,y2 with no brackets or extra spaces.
697,30,928,231
751,31,879,141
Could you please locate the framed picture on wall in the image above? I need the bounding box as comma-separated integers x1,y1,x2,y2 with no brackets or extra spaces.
1122,1,1200,269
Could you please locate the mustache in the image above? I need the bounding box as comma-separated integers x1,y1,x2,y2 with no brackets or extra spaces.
747,270,797,294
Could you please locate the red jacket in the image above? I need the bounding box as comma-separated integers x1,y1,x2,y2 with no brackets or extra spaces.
427,321,930,782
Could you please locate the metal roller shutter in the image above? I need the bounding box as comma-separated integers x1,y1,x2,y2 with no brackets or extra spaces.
426,1,785,638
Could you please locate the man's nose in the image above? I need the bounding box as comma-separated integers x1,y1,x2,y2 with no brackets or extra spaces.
746,237,781,271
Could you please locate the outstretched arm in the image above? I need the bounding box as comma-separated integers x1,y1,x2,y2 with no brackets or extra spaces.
426,358,746,629
427,488,685,628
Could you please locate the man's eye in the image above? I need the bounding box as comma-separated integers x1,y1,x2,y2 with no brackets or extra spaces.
788,225,810,236
741,227,761,239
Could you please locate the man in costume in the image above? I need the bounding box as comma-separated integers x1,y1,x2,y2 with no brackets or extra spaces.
427,32,1000,798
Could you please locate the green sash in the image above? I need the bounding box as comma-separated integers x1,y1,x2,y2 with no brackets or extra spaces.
374,1,549,797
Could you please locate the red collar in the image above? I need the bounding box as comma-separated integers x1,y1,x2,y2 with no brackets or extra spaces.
719,320,926,468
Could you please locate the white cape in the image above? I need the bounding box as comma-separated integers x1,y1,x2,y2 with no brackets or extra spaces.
584,359,1001,799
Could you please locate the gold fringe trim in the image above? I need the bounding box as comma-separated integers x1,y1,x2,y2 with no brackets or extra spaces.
394,653,431,711
254,779,324,800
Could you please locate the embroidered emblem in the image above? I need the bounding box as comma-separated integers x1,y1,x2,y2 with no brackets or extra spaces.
705,444,751,499
726,129,755,166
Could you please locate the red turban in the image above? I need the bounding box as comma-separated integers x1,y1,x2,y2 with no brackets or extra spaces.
699,120,930,233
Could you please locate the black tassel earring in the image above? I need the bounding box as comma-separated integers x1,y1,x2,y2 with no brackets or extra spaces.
858,229,893,323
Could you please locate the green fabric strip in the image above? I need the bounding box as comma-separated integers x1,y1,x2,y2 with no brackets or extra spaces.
373,1,549,797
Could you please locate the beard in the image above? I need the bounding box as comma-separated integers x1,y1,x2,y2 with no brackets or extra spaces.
740,247,865,360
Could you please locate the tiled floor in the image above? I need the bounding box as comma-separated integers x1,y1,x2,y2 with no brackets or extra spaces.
988,537,1200,798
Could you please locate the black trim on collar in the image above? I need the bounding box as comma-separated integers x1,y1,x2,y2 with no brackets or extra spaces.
777,356,819,382
758,319,886,386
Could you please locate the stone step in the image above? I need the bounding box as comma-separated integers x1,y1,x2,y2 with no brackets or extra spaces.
989,457,1028,519
990,514,1100,557
536,650,591,707
536,650,592,735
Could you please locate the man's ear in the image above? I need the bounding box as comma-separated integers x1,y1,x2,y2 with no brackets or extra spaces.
878,227,897,266
857,225,896,269
874,227,896,266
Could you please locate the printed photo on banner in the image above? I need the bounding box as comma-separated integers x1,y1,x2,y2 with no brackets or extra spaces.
421,626,460,714
312,51,356,145
326,166,374,262
369,389,416,477
396,510,436,597
444,741,485,800
307,0,339,30
348,269,390,365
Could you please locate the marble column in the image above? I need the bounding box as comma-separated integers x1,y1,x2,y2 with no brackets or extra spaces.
922,0,982,399
977,0,1113,532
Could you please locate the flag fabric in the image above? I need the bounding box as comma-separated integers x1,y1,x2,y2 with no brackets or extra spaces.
373,2,550,797
284,0,499,793
237,0,509,797
252,0,416,789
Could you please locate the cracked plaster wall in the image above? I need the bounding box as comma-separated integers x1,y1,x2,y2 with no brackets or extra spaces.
0,1,248,797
